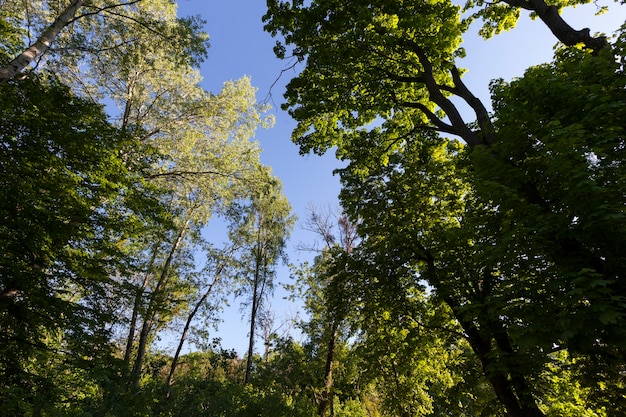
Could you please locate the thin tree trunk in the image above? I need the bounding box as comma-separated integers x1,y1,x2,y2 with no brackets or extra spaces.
0,0,84,83
122,241,161,372
163,277,217,396
130,218,190,389
164,245,238,399
318,319,338,417
244,250,262,384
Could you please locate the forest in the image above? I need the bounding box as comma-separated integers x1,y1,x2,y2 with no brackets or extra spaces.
0,1,625,416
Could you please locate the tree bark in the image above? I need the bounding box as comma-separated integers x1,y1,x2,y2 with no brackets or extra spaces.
456,311,545,417
244,237,264,384
0,0,84,83
404,39,484,148
417,244,545,417
164,277,218,396
123,242,161,372
503,0,607,52
449,65,496,145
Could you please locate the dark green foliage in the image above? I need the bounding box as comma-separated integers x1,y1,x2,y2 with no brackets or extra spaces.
472,38,626,409
264,0,626,415
1,0,624,415
0,75,168,416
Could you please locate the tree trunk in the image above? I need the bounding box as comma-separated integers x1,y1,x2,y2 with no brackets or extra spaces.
123,242,161,372
130,218,190,389
447,297,545,417
244,246,263,384
164,245,236,398
503,0,607,52
0,0,84,83
418,245,544,417
318,319,338,417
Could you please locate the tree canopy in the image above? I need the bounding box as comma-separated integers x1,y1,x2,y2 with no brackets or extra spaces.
1,0,625,416
264,0,626,415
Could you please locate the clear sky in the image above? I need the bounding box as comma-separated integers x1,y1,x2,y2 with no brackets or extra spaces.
173,0,625,355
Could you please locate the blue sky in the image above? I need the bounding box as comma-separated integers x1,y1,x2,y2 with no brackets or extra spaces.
174,0,625,355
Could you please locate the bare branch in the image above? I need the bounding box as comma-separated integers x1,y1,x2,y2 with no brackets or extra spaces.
263,56,300,106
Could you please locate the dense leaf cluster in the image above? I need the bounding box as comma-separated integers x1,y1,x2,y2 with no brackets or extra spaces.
0,73,167,416
1,0,625,416
264,0,626,416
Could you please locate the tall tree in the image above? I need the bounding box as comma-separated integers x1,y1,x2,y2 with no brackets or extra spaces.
123,76,275,389
3,0,282,403
474,41,626,409
0,74,168,415
227,176,295,384
164,234,245,399
264,0,624,415
15,0,276,388
39,6,277,385
292,205,359,417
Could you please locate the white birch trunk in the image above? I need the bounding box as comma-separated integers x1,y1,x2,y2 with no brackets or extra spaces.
0,0,84,83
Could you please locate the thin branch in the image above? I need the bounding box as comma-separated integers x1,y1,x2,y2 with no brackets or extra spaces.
385,72,426,84
70,0,144,23
145,170,247,182
263,56,300,106
82,5,173,41
50,38,138,54
395,100,456,136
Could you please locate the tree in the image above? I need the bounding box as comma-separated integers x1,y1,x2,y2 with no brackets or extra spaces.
17,1,277,389
0,0,84,83
473,40,626,409
263,0,625,415
3,1,285,408
0,74,169,415
0,0,207,84
227,176,295,384
290,205,359,417
30,3,279,390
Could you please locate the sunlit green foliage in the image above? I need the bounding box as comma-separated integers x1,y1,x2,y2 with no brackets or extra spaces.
0,1,293,415
264,0,626,416
2,0,625,416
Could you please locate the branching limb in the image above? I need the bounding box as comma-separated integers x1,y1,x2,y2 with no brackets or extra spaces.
71,0,144,22
264,57,300,106
449,66,496,145
395,100,457,137
403,40,484,147
503,0,608,52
